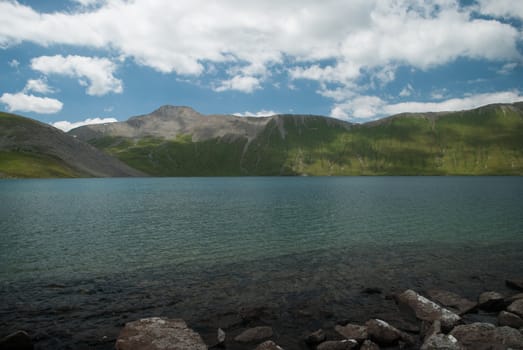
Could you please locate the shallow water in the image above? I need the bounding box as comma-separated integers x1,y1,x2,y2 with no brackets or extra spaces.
1,177,522,349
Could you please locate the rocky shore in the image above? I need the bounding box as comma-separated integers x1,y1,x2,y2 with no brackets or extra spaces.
4,278,522,350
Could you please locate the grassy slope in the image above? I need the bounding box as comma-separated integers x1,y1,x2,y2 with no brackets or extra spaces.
90,104,523,176
0,112,85,178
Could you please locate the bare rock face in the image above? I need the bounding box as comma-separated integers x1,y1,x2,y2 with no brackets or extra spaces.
334,324,368,342
498,311,523,329
115,317,206,350
450,322,523,350
478,291,506,312
507,299,523,318
426,289,477,315
255,340,284,350
365,319,402,346
395,289,461,331
234,326,273,343
317,339,358,350
421,334,463,350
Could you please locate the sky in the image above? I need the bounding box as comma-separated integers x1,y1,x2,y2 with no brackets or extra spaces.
0,0,522,131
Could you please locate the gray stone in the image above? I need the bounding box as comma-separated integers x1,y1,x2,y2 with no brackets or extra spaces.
506,278,523,291
421,320,441,341
115,317,206,350
450,322,523,350
498,311,523,329
305,329,326,345
234,326,273,343
217,328,226,344
366,319,402,346
317,339,358,350
426,289,477,315
0,330,33,350
395,289,461,332
334,324,368,342
421,334,463,350
360,340,380,350
478,291,505,312
254,340,284,350
507,299,523,318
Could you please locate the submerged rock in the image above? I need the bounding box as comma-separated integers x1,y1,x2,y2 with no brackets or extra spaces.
115,317,206,350
305,329,326,345
234,326,273,343
395,289,461,331
255,340,284,350
0,330,33,350
498,311,523,329
334,324,367,342
478,291,505,312
317,339,358,350
506,278,523,291
507,299,523,318
450,322,523,349
426,289,477,315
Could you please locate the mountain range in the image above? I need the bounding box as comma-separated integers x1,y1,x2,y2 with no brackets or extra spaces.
1,102,522,177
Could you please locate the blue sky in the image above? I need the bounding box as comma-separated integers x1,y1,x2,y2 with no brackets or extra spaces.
0,0,522,131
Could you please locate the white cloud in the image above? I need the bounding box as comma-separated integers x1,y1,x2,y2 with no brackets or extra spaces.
399,84,414,97
331,91,523,122
477,0,523,20
71,0,106,7
8,59,19,68
233,110,277,117
498,62,518,75
51,117,117,132
31,55,122,96
23,78,54,94
214,75,261,93
0,92,63,114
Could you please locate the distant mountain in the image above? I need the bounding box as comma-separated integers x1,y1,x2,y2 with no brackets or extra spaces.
70,102,523,176
0,112,144,178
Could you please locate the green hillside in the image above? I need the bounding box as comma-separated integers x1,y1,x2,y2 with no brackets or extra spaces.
87,103,523,176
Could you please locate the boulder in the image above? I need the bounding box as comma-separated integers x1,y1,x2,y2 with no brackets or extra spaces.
421,320,441,341
234,326,273,343
305,329,326,345
0,330,33,350
395,289,461,331
450,322,523,350
115,317,206,350
317,339,358,350
498,311,523,329
334,324,368,342
507,299,523,318
478,291,505,312
506,278,523,291
359,340,380,350
504,293,523,304
421,334,463,350
365,319,402,346
217,328,226,344
255,340,284,350
426,289,477,315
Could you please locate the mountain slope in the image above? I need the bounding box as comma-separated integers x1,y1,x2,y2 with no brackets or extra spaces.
0,112,144,178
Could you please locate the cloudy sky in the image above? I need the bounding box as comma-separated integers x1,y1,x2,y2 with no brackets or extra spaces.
1,0,522,131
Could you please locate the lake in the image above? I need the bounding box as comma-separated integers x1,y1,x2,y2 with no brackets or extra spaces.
1,177,522,349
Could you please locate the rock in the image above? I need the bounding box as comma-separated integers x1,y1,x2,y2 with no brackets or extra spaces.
305,329,326,345
507,299,523,318
395,289,461,331
334,324,368,342
426,289,477,315
478,291,505,312
255,340,284,350
115,317,206,350
365,319,402,346
362,287,382,295
421,320,441,341
450,322,523,349
506,278,523,291
360,340,380,350
421,334,463,350
217,328,226,344
0,330,33,350
498,311,523,329
317,339,358,350
504,293,523,304
234,326,273,343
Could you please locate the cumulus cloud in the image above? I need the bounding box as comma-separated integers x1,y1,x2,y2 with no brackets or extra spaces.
214,76,261,93
233,110,278,117
498,62,518,75
331,91,523,122
31,55,122,96
0,92,63,114
23,78,54,94
477,0,523,20
51,117,117,132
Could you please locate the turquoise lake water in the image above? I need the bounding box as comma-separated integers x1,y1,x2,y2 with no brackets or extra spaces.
1,177,522,349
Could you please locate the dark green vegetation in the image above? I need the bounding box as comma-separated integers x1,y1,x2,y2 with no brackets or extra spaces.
80,103,523,176
0,112,143,178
